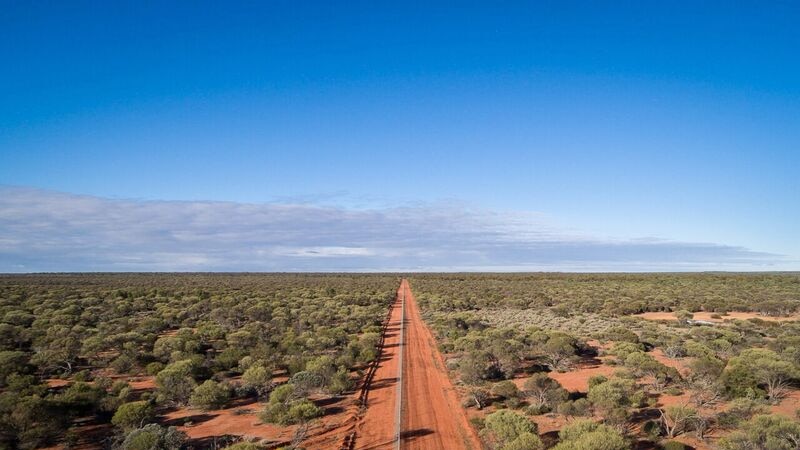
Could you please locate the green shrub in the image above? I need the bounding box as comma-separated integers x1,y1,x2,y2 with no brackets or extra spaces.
492,381,520,399
287,399,323,423
553,420,629,450
119,424,186,450
189,380,230,410
241,365,272,398
556,399,590,417
480,409,539,449
662,442,685,450
146,362,165,376
112,401,156,430
469,417,485,430
223,443,263,450
155,360,197,405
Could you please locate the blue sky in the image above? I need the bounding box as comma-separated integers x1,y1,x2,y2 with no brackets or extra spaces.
1,1,798,271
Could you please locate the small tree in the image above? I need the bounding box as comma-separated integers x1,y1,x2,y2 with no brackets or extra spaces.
501,432,543,450
0,351,30,387
540,335,577,372
305,355,336,386
492,381,520,400
259,384,322,425
112,401,156,430
624,351,678,391
522,373,568,411
460,351,495,385
223,443,262,450
260,384,297,425
608,342,645,363
687,356,724,406
588,377,640,430
464,387,490,410
119,424,187,450
718,414,800,450
481,409,541,450
190,380,231,410
327,366,354,395
675,310,694,324
552,420,629,450
155,360,197,405
716,397,768,429
289,371,324,397
287,400,323,424
241,365,273,398
723,349,798,401
659,405,697,438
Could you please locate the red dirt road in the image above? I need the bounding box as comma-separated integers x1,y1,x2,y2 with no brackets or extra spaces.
399,280,482,450
353,282,404,450
354,279,481,450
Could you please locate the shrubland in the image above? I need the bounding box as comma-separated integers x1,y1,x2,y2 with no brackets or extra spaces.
0,273,396,449
410,273,800,450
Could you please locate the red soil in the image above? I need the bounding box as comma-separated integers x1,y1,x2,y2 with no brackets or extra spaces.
164,395,358,449
128,376,156,391
657,391,694,408
400,280,483,450
650,349,690,376
163,398,290,444
547,357,616,393
46,378,72,388
770,389,800,417
530,414,570,435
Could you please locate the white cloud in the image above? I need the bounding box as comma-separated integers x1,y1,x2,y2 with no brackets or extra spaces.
275,246,375,258
0,186,791,272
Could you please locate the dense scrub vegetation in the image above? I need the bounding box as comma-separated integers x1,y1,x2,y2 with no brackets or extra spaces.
410,273,800,450
0,274,397,449
412,273,800,315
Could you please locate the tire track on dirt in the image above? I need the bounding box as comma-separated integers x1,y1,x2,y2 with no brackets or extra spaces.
399,279,482,450
348,279,481,450
347,281,405,450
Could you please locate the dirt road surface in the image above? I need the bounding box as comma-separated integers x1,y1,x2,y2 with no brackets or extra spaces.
399,280,482,450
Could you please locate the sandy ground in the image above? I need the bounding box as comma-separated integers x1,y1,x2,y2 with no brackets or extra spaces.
650,349,690,376
400,279,483,450
547,357,617,393
162,394,358,449
635,311,800,322
163,398,291,445
770,389,800,417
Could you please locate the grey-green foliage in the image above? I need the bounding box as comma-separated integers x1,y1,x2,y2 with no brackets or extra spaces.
259,383,323,425
552,420,629,450
481,409,542,450
189,380,231,410
118,424,187,450
722,349,798,401
241,364,272,398
718,414,800,450
223,443,263,450
522,373,568,410
112,401,156,430
155,360,197,405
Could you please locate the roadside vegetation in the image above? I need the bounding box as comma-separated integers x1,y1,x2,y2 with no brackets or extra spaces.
410,273,800,450
0,274,397,449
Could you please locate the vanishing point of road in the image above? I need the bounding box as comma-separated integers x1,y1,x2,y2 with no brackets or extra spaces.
353,279,481,450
